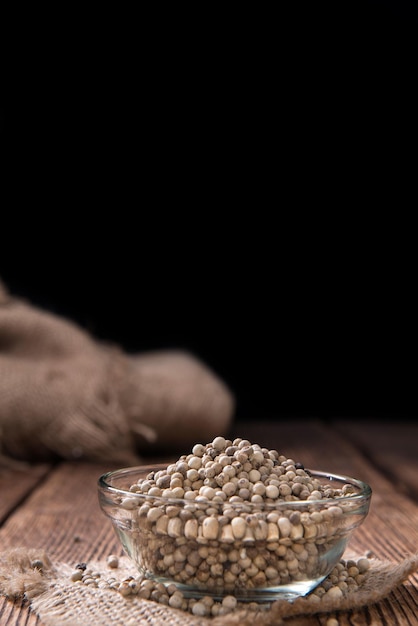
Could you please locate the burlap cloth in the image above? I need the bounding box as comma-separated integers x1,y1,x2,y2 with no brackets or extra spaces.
0,278,235,464
0,547,417,625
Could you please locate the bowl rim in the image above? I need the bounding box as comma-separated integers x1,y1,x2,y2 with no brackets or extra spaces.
98,463,372,508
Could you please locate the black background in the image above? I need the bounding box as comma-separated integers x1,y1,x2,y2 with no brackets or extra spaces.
1,2,416,423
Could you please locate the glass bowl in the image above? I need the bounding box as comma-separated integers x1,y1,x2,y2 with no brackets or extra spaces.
98,463,371,602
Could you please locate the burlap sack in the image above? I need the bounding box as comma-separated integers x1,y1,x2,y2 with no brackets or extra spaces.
0,278,234,464
1,548,417,626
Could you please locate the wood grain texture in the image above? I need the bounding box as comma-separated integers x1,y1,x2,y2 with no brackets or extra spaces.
0,463,51,524
1,420,417,625
333,419,418,501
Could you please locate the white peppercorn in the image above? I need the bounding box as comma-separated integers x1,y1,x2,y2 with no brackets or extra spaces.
106,555,119,568
70,569,83,582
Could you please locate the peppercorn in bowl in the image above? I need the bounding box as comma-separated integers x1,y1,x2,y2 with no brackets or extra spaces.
98,437,372,602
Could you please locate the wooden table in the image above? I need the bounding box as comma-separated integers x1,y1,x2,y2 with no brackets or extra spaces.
1,418,417,625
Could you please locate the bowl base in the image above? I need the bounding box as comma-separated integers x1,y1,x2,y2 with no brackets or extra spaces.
145,572,328,603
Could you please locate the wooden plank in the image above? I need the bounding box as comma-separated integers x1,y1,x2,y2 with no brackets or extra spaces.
0,456,177,559
0,595,40,626
0,462,123,560
332,419,418,501
0,461,124,626
0,463,51,524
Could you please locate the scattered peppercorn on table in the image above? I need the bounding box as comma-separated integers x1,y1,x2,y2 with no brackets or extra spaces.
1,418,418,625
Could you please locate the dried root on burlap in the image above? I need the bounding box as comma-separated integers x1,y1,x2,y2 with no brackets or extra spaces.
0,548,417,626
0,278,234,465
